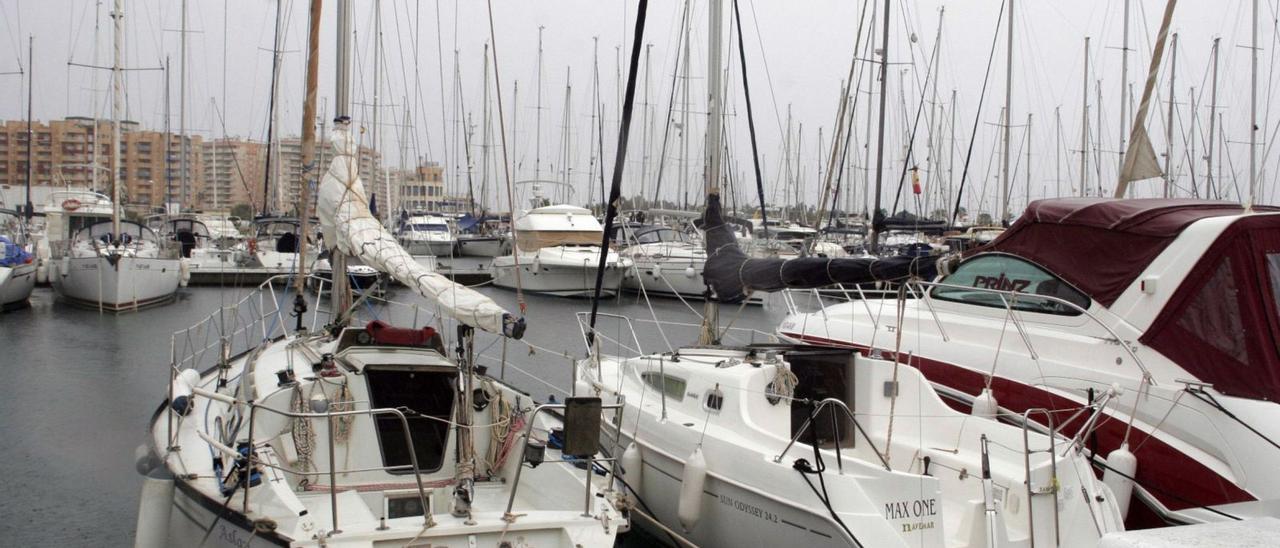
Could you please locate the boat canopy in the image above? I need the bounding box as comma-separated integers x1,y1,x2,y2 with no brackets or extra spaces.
981,198,1279,307
1141,213,1280,401
702,194,938,303
513,205,603,251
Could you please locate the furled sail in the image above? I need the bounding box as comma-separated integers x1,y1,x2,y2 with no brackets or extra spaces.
701,194,940,303
1114,0,1178,197
317,121,524,338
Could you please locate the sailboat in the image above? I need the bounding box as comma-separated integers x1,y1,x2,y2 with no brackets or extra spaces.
133,2,624,545
780,0,1280,528
49,0,180,311
579,1,1123,546
0,208,35,310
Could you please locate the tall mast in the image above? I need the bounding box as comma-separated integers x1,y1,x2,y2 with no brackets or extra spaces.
1080,37,1089,197
1000,0,1013,223
1248,0,1258,208
481,43,491,215
331,0,353,314
863,2,877,219
681,0,691,209
535,26,544,184
1118,0,1130,175
24,36,33,226
91,3,101,193
1207,37,1220,200
179,0,187,211
1189,86,1197,194
1055,105,1061,198
262,0,285,215
294,0,322,294
699,0,725,344
868,0,889,253
641,43,652,201
1025,113,1032,207
1165,33,1177,198
371,0,382,220
110,0,124,235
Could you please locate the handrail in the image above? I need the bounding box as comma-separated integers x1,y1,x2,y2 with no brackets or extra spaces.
781,279,1157,387
576,312,644,357
189,391,433,536
773,397,891,472
1021,408,1060,548
504,402,625,521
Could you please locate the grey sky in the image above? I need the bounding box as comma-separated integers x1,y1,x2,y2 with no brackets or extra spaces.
0,1,1274,215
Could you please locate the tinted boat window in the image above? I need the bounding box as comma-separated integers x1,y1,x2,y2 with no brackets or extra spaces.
365,368,456,473
932,254,1090,316
640,371,686,401
1177,258,1249,365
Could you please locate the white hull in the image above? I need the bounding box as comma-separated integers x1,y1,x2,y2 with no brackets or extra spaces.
0,262,36,309
458,236,507,257
51,255,180,311
492,258,626,297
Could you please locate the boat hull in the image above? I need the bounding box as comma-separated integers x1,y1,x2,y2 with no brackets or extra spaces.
491,259,625,297
51,255,180,311
458,236,507,257
0,262,36,310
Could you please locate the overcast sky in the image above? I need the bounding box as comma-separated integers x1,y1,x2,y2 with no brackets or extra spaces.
1,0,1275,215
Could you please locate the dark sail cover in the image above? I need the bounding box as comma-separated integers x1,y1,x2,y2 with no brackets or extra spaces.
702,194,939,303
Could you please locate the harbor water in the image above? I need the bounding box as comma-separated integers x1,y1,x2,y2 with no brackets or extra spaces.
0,282,789,545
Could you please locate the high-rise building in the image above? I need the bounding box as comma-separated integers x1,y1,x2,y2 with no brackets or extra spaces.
0,117,202,213
202,138,267,214
394,162,448,213
276,136,379,214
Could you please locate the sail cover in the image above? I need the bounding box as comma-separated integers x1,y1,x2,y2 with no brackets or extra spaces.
702,194,939,303
317,122,524,338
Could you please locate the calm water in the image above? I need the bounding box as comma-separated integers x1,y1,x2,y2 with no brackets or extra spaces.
0,281,789,546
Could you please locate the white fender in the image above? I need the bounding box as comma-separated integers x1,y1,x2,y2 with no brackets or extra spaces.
677,446,708,531
133,468,175,548
36,262,47,284
684,265,696,278
1103,443,1138,520
971,388,998,419
621,442,644,500
178,258,191,287
60,256,70,278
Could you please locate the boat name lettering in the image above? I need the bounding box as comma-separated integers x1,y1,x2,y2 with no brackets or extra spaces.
885,498,937,520
972,274,1030,292
217,523,251,548
901,520,936,533
718,494,780,523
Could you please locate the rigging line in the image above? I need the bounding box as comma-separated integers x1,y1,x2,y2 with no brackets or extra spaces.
587,0,649,344
949,0,1007,227
484,0,525,314
731,0,770,240
888,26,941,217
434,0,450,207
810,0,871,241
650,2,688,207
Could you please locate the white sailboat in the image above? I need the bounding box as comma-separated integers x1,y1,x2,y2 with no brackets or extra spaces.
579,1,1122,545
50,0,179,312
134,2,625,541
0,209,36,310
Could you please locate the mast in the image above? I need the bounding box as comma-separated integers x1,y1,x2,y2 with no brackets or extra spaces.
24,36,33,225
331,0,353,314
1118,0,1130,173
1080,37,1089,197
91,3,101,194
699,0,724,345
110,0,124,236
870,0,890,253
1055,106,1062,198
261,0,284,215
294,0,321,295
1165,33,1177,198
1248,0,1258,208
681,0,691,210
480,43,491,216
863,2,877,220
179,0,187,211
1207,37,1219,199
1025,113,1032,207
1190,86,1197,194
535,26,544,184
1000,0,1013,223
371,0,381,221
641,43,652,201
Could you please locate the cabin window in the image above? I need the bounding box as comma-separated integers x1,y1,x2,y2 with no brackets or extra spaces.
932,254,1090,315
1268,254,1280,317
1178,258,1249,365
365,368,456,474
640,371,686,401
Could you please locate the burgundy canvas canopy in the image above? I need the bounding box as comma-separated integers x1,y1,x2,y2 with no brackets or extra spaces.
980,198,1277,307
